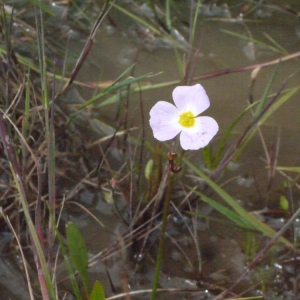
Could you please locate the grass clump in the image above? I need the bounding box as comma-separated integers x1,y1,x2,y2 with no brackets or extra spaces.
1,1,300,299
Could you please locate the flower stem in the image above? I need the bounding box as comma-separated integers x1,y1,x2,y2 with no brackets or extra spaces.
150,171,174,300
178,149,186,166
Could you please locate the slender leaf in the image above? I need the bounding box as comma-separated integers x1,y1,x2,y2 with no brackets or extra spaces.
28,0,55,16
276,166,300,173
221,29,285,55
10,169,56,300
68,73,152,122
233,84,300,161
254,61,280,118
263,32,288,55
22,72,31,160
191,188,252,229
52,216,83,300
165,0,171,31
191,0,202,45
213,101,258,167
66,222,89,296
112,2,161,35
184,158,295,249
89,281,105,300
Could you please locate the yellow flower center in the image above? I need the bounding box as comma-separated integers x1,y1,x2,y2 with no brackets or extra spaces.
179,111,195,128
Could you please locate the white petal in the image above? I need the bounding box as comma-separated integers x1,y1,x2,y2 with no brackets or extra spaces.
172,84,210,115
179,116,219,150
149,101,182,141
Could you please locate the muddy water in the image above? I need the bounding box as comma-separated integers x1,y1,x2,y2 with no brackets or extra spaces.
72,6,300,165
2,1,300,299
63,3,300,299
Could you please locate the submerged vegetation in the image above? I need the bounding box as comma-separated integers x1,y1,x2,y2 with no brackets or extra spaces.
1,0,300,299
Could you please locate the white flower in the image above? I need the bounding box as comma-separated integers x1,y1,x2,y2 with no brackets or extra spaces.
149,84,219,150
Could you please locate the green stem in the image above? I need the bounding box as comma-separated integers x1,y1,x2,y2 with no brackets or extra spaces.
177,150,186,166
150,171,174,300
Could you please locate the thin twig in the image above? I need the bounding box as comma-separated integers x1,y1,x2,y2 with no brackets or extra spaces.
59,0,113,93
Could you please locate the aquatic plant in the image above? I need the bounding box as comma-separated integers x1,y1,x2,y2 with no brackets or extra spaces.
1,0,300,300
149,84,219,150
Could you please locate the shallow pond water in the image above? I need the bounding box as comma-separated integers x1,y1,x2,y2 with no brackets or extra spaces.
64,2,300,298
1,1,300,299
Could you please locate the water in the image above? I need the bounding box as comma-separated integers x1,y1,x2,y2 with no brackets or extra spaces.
66,3,300,297
2,1,300,299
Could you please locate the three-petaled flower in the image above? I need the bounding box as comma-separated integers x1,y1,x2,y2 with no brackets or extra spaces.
149,84,219,150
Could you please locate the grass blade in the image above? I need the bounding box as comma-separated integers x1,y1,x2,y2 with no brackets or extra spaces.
254,61,280,118
68,72,152,121
233,84,300,161
275,166,300,173
184,158,295,249
191,188,252,229
221,29,285,55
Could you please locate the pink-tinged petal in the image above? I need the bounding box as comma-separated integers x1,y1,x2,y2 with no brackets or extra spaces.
172,84,210,115
179,116,219,150
149,101,182,141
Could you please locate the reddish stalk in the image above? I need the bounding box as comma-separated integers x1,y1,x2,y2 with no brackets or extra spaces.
0,111,49,299
194,51,300,81
59,1,112,94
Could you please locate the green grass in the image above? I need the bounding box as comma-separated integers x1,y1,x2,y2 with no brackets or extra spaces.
0,0,300,299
